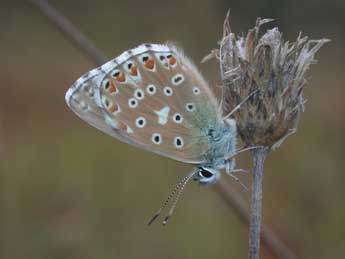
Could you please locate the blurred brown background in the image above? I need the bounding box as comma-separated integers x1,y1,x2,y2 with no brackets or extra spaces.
1,0,344,258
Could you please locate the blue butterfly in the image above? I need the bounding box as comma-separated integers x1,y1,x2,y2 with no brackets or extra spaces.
65,43,253,225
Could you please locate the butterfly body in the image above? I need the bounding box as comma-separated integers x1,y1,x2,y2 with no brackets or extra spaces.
65,43,237,185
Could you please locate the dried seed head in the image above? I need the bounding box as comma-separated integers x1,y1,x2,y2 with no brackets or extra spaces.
205,12,329,149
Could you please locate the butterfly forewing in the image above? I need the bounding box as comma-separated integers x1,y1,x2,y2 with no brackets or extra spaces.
65,67,139,147
66,44,219,163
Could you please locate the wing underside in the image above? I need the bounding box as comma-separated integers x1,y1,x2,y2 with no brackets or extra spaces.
65,43,219,164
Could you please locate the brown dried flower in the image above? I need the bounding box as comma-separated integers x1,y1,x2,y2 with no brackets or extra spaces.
202,12,329,258
204,12,329,149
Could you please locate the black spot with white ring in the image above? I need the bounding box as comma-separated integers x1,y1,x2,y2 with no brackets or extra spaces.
112,70,120,78
186,103,196,112
173,113,183,124
193,87,201,95
138,53,151,65
102,96,110,108
163,87,173,96
135,117,146,128
174,136,184,148
102,79,110,90
128,98,138,108
134,89,145,100
146,84,156,95
152,133,162,145
171,74,185,85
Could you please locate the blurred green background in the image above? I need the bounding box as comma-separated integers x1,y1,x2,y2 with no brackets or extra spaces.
1,0,344,258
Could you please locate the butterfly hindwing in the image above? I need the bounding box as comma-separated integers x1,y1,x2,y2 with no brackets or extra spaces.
66,44,220,163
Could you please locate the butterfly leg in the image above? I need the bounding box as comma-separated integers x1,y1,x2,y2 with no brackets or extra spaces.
225,158,249,174
225,159,249,191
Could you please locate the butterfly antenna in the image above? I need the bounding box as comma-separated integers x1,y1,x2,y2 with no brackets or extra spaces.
147,170,196,226
162,170,197,226
222,89,260,120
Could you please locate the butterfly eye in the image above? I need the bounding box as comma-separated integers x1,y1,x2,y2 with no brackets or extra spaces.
128,98,138,108
146,84,156,95
195,167,220,185
174,136,184,148
186,103,196,112
163,86,173,96
173,113,183,124
151,133,162,145
134,89,145,100
199,168,214,178
171,74,184,85
192,86,201,95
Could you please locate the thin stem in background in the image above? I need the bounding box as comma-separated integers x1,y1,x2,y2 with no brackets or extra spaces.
29,0,107,65
28,0,298,258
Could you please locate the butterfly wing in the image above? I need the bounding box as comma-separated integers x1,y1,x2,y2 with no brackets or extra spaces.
65,43,220,164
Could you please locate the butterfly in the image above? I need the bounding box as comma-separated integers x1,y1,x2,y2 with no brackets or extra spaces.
65,43,251,225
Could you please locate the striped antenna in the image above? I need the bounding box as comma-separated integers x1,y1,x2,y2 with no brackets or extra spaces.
148,169,197,226
162,170,197,226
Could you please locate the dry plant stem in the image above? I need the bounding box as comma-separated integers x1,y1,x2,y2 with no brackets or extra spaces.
30,1,298,258
29,0,107,65
215,182,298,259
249,148,268,259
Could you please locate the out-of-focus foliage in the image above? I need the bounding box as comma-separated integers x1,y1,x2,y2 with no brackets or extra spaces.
1,0,344,258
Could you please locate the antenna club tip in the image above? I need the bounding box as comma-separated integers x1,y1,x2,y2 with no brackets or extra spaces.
147,213,160,226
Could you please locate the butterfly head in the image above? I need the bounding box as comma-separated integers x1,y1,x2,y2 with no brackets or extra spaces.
194,166,220,185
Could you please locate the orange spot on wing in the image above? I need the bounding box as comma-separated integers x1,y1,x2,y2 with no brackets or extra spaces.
109,103,118,113
118,122,127,131
169,56,177,65
130,66,138,76
109,82,117,93
116,74,125,82
145,59,154,69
